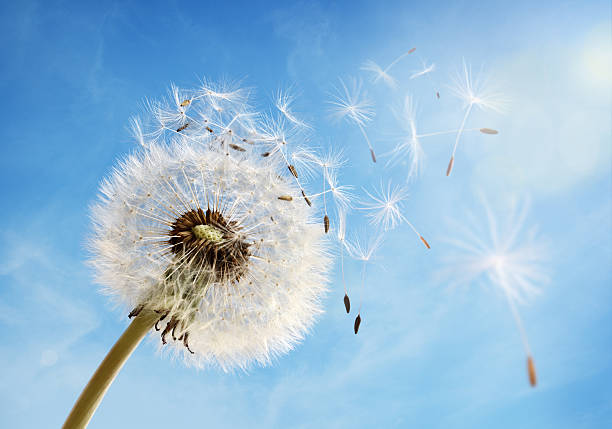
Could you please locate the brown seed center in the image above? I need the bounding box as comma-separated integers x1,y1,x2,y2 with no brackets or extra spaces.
168,207,250,282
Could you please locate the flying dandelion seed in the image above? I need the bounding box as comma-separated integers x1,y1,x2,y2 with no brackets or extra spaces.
410,57,441,99
446,60,506,176
409,61,436,80
442,195,548,387
274,87,310,128
64,81,333,428
361,47,417,88
361,60,398,87
358,181,430,249
346,232,384,334
328,77,377,162
386,96,425,179
336,210,351,314
385,96,499,179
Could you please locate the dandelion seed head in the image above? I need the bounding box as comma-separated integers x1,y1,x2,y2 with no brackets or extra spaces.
90,82,332,371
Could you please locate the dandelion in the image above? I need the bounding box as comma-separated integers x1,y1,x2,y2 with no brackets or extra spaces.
63,81,332,428
442,195,547,387
361,47,417,88
359,181,430,249
328,77,377,162
446,60,505,176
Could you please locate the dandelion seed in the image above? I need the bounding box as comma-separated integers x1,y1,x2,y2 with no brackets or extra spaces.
336,210,351,314
359,181,429,248
301,190,312,207
324,215,330,233
346,232,384,335
176,123,189,132
180,99,191,107
527,356,537,387
354,313,362,334
229,144,246,152
361,48,417,88
275,88,309,128
442,195,547,387
479,128,499,135
386,95,499,179
409,62,435,80
385,95,425,179
328,78,377,162
446,60,506,176
278,195,293,201
288,164,298,178
360,60,397,87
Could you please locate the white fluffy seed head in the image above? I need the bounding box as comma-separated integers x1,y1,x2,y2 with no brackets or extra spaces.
90,81,332,371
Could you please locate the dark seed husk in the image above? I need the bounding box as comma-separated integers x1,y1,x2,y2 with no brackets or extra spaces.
301,190,312,206
354,314,361,334
288,164,298,178
344,294,350,313
229,144,246,152
324,215,330,233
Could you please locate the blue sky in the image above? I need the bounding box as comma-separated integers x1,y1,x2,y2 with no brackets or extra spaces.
0,1,610,428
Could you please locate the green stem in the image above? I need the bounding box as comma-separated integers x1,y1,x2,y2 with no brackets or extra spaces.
62,310,158,429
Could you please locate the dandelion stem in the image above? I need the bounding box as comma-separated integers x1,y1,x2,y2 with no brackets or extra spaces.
63,310,158,429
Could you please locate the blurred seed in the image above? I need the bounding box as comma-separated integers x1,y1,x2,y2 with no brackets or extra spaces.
176,123,189,132
436,91,440,99
206,126,214,133
324,215,330,233
370,148,377,163
420,236,431,249
180,99,191,107
262,152,271,157
479,128,499,135
278,195,293,201
288,164,298,178
408,47,416,54
343,294,350,313
527,356,537,387
229,144,246,152
446,156,454,176
301,190,312,206
354,313,362,334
